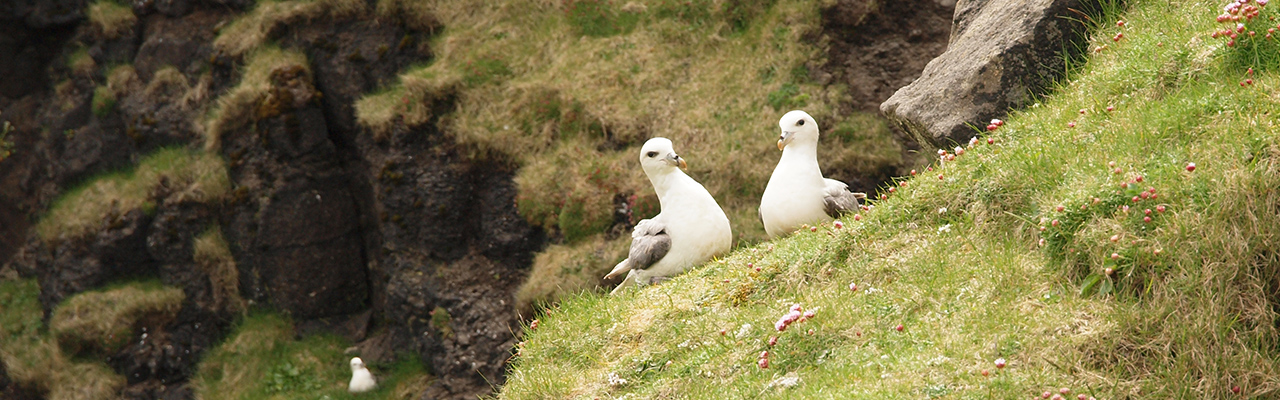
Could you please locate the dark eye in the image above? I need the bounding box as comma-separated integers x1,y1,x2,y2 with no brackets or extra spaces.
797,119,805,126
646,151,658,158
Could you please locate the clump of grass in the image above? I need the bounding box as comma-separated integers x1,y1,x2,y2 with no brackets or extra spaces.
429,306,453,338
213,0,366,57
194,311,432,399
0,279,127,399
204,46,309,150
68,47,96,77
50,280,185,355
145,66,191,98
36,147,231,241
91,65,141,118
0,120,13,163
91,85,116,118
194,226,247,316
87,0,136,39
502,0,1280,397
719,0,778,34
514,233,629,315
354,66,461,139
765,82,807,111
514,145,636,243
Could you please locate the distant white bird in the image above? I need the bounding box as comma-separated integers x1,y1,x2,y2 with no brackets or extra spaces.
760,110,865,238
348,357,377,394
605,138,732,293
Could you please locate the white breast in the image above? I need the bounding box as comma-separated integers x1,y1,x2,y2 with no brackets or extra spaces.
349,368,377,393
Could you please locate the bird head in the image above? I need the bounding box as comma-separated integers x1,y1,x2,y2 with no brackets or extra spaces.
777,110,819,151
639,137,688,175
350,357,366,371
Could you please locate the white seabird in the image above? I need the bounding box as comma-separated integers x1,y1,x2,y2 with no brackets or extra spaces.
348,357,377,394
604,137,732,293
760,110,865,238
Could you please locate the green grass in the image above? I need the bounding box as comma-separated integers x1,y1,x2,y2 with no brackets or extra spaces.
501,0,1280,398
194,311,432,400
565,0,643,37
0,279,127,399
355,0,910,304
37,147,231,241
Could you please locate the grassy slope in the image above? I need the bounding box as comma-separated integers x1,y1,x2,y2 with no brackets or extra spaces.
501,0,1280,398
353,0,915,309
194,312,431,400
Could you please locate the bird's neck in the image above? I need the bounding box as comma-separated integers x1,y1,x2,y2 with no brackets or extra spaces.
779,141,820,171
649,171,693,209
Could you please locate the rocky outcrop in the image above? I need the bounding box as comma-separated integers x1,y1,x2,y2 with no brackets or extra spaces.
36,209,156,315
364,119,540,398
817,0,954,192
217,63,372,320
880,0,1094,147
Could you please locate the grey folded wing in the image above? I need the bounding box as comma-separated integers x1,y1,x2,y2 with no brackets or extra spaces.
626,218,671,271
822,178,866,218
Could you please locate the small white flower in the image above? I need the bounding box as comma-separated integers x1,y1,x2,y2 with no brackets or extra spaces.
938,207,947,214
768,372,802,389
607,372,629,387
937,224,952,234
735,323,753,339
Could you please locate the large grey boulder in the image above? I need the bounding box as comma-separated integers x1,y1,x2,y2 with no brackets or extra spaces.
881,0,1093,147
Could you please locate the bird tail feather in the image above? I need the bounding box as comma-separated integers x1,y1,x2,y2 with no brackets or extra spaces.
604,258,632,280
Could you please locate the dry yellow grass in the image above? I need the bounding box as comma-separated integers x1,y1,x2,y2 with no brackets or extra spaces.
194,226,247,315
87,0,136,39
36,148,231,241
514,233,629,314
50,283,185,355
145,66,191,98
203,46,310,150
213,0,367,57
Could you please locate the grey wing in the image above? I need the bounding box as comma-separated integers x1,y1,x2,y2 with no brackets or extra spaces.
626,219,671,271
822,178,866,218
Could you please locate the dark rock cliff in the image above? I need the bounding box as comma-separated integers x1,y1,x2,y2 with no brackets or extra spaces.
0,0,540,398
